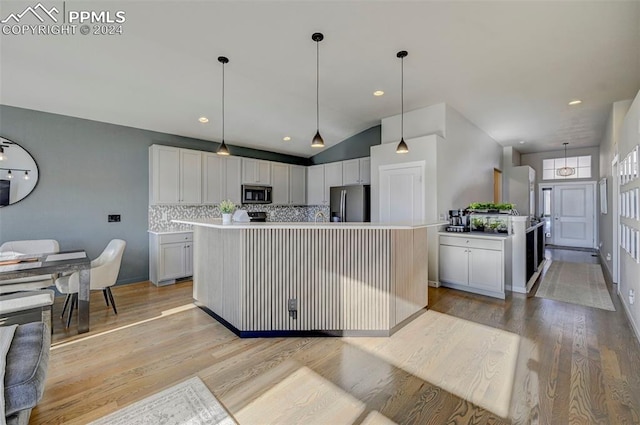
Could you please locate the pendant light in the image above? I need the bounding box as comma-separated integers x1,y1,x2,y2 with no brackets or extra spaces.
0,146,5,161
396,50,409,154
556,142,575,176
216,56,230,156
6,170,12,179
311,32,325,148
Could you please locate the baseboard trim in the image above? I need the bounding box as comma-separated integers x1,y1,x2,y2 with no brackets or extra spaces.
620,296,640,345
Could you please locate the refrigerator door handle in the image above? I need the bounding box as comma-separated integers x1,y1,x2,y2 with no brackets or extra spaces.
341,189,346,222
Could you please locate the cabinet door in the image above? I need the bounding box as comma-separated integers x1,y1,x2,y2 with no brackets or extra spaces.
307,165,325,205
202,153,224,204
468,248,503,291
224,157,242,204
150,145,180,204
342,159,360,185
257,160,271,184
242,158,257,184
439,244,469,286
323,162,343,204
159,242,187,280
180,149,202,204
289,165,306,205
359,158,371,184
271,163,290,205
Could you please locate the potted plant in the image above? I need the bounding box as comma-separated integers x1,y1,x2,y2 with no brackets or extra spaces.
471,216,485,232
496,203,515,214
219,200,236,224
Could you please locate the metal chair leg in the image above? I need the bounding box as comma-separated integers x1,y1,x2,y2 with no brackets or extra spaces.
66,293,77,328
61,294,71,318
106,287,117,315
103,289,110,306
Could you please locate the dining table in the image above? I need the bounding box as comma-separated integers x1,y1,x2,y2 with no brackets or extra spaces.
0,251,92,333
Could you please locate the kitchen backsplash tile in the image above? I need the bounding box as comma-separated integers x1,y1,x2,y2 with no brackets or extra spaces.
149,204,330,232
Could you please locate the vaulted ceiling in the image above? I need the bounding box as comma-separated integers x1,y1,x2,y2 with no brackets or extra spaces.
1,1,639,157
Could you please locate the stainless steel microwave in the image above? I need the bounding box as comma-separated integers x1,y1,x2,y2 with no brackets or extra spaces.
242,185,272,204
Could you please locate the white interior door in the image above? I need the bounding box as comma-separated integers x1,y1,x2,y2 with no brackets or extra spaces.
553,183,596,248
379,164,424,223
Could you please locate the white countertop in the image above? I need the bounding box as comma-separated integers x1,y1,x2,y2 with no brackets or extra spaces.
148,228,193,235
172,218,448,230
439,231,510,240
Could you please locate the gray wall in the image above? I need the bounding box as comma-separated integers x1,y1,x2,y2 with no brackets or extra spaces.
310,125,381,165
0,105,306,284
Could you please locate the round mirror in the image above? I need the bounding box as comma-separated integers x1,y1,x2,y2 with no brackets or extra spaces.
0,137,39,206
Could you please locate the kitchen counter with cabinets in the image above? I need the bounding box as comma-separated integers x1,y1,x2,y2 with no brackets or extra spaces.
174,219,443,337
438,232,512,299
148,230,193,286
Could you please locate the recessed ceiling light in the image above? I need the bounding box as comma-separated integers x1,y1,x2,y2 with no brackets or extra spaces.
373,90,384,96
198,116,209,123
568,100,582,106
519,140,525,144
283,136,291,141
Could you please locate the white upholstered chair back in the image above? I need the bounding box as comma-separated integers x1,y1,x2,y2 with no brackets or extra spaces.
61,239,126,292
0,240,59,256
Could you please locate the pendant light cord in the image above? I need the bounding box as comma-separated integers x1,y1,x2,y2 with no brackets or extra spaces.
401,55,404,139
222,62,225,142
316,40,320,130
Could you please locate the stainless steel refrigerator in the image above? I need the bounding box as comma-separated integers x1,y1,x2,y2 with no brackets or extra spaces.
329,185,370,222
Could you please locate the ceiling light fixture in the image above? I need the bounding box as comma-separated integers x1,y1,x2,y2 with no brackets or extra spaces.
6,170,12,179
311,32,325,148
396,50,409,154
283,136,291,141
0,146,4,161
373,90,384,96
519,140,525,144
568,100,582,106
216,56,230,156
556,142,575,177
1,168,31,180
198,116,209,123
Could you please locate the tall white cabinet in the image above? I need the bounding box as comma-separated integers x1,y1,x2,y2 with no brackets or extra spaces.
149,145,202,204
289,165,306,205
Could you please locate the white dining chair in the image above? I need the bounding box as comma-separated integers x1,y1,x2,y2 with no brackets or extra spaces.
0,239,60,294
55,239,126,328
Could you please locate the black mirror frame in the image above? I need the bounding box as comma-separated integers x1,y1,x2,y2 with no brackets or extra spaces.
0,136,40,207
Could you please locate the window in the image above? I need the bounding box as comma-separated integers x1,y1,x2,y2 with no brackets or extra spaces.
542,155,591,180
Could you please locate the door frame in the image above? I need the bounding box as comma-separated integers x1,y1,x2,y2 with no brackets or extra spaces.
612,154,619,286
538,180,598,248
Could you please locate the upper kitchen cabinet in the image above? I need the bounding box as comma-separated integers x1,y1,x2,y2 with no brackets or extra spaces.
342,157,371,185
271,162,290,205
149,145,202,205
289,165,306,205
203,154,242,205
242,158,271,185
306,162,343,205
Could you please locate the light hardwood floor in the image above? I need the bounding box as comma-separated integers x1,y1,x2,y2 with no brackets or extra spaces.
32,253,640,424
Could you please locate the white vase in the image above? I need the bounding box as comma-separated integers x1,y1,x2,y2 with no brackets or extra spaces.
222,213,232,224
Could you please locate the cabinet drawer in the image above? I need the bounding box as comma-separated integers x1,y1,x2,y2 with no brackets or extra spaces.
159,232,193,244
440,235,503,251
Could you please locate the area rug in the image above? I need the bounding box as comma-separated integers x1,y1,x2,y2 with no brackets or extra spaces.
535,261,615,311
89,377,237,425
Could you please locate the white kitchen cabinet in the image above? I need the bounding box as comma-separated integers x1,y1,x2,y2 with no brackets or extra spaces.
438,233,508,299
342,157,371,185
149,145,202,205
306,163,343,205
289,165,306,205
271,162,290,205
242,158,271,185
203,154,242,205
149,232,193,286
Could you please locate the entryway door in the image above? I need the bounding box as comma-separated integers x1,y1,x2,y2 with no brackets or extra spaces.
379,162,425,223
540,182,596,248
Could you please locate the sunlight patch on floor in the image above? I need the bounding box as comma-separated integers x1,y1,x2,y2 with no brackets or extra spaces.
345,310,520,418
51,303,197,350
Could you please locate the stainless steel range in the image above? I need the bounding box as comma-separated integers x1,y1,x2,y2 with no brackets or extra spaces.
247,211,267,222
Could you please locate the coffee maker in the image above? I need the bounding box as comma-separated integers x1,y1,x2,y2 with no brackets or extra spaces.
446,209,470,232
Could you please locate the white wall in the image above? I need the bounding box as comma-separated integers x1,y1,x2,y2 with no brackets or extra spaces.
616,90,640,342
374,103,502,285
599,99,632,279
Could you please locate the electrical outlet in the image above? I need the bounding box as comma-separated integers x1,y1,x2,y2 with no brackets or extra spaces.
606,253,611,261
630,289,635,305
288,298,297,311
108,214,121,222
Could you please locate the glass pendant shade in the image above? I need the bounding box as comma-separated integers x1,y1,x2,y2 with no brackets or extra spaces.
556,142,575,176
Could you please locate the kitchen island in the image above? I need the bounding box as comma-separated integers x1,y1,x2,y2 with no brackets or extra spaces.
173,219,443,337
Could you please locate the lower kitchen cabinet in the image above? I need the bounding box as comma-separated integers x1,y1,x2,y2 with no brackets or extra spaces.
149,231,193,286
439,233,510,299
